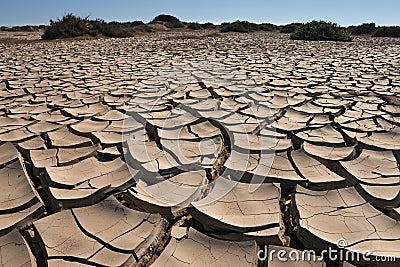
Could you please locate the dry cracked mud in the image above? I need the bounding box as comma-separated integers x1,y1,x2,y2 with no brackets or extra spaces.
0,31,399,266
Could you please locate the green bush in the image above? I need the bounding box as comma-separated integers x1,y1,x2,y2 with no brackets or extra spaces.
259,23,278,31
221,22,247,32
42,14,94,39
151,14,184,28
1,25,45,32
347,23,376,35
188,22,202,30
280,23,302,33
108,21,145,28
95,23,135,38
202,22,217,29
42,14,135,40
291,21,353,41
151,14,180,24
221,21,256,33
372,26,400,37
220,21,279,33
130,21,145,27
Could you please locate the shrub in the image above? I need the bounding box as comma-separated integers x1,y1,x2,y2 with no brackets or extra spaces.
135,24,154,33
202,22,217,29
291,21,353,41
188,22,202,30
259,23,278,31
42,14,135,40
280,23,302,33
151,14,181,24
108,21,145,28
151,14,184,28
221,21,248,33
1,25,46,32
372,26,400,37
220,21,279,33
130,21,145,27
97,24,135,38
347,23,376,35
221,21,256,33
89,19,136,38
42,14,94,39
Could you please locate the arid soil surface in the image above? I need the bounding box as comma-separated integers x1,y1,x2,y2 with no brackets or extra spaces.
0,31,399,266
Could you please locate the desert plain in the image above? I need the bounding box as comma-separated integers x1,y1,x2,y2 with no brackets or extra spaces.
0,30,399,266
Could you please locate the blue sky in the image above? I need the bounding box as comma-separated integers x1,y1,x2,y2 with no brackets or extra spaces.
1,0,399,26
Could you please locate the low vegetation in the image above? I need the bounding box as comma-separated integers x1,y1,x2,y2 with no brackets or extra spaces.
202,22,218,29
347,23,376,35
280,23,302,33
40,14,219,39
181,22,217,31
220,21,277,33
291,21,353,41
151,14,184,28
372,26,400,37
259,23,279,31
221,21,255,33
42,14,137,39
42,14,94,39
8,13,396,40
187,22,202,30
1,25,46,32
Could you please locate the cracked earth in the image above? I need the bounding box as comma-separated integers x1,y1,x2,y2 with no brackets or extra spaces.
0,31,399,266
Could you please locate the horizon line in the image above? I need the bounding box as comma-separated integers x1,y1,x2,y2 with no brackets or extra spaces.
0,14,392,28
